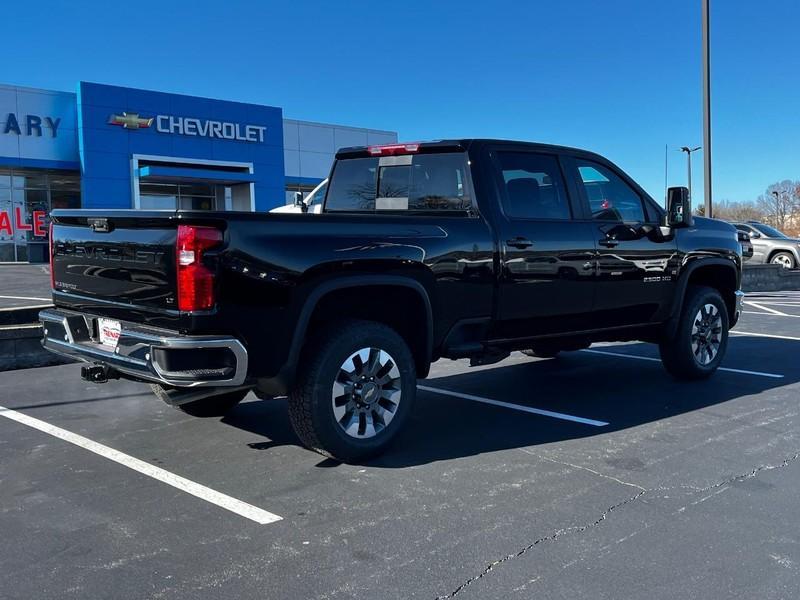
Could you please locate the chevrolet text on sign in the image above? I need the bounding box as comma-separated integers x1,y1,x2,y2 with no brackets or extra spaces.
109,111,266,143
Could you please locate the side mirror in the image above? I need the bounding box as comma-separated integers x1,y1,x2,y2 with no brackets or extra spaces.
293,192,308,213
750,230,761,238
666,186,693,228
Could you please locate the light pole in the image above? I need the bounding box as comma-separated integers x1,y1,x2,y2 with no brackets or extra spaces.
680,146,702,206
702,0,713,218
772,190,781,229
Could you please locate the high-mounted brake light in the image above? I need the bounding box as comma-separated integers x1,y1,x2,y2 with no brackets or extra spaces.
48,221,55,290
176,224,223,312
367,143,420,156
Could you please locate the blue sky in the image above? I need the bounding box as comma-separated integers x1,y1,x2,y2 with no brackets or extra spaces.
6,0,798,204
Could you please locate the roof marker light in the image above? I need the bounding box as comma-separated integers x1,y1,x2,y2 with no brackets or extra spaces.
367,143,421,156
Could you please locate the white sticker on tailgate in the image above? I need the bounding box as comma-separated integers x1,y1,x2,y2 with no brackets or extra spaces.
98,318,121,348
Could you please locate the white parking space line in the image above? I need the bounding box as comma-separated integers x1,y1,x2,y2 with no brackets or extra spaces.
750,302,800,308
731,330,800,342
0,295,51,302
742,310,800,318
417,385,609,427
746,291,800,297
0,405,282,525
745,301,791,316
580,349,784,379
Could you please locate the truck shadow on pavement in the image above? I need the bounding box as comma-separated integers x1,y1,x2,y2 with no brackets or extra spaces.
222,337,799,468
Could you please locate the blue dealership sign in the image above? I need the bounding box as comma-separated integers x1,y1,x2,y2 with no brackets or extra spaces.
77,82,285,211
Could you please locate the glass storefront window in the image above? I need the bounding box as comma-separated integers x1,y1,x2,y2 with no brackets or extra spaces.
51,190,81,210
48,173,80,191
139,180,217,211
23,189,49,242
140,195,178,210
13,172,48,189
180,196,215,210
0,167,81,262
0,188,11,248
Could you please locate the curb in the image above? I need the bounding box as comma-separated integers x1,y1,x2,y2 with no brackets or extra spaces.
0,322,74,371
742,264,800,292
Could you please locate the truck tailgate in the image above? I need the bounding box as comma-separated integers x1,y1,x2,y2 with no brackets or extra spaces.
51,211,180,313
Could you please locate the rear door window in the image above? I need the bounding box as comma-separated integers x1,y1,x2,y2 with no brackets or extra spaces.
496,152,571,220
325,153,472,212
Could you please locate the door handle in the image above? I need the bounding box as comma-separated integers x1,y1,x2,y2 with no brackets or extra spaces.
599,238,619,248
506,237,533,249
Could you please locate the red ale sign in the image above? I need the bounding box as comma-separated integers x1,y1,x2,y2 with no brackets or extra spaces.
0,208,47,237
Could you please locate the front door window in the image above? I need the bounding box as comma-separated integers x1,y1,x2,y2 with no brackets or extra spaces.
576,161,646,223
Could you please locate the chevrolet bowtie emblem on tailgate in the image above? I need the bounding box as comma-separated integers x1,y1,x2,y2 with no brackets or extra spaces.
108,112,154,129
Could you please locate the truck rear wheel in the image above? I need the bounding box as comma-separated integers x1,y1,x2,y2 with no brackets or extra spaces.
288,319,416,462
659,285,729,380
150,384,249,417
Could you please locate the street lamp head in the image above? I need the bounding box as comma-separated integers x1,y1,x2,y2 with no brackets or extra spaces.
679,146,702,153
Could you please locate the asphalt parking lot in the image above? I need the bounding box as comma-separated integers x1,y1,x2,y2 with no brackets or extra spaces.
2,292,800,599
0,263,52,309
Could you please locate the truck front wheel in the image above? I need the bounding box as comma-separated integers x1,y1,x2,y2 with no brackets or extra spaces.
288,319,416,462
659,285,729,380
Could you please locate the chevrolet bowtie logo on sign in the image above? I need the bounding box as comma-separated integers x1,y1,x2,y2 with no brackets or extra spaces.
108,112,154,129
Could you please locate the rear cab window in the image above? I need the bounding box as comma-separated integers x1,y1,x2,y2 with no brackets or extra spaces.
325,152,473,213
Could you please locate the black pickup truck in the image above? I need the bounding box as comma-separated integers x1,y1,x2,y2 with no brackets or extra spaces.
42,139,744,461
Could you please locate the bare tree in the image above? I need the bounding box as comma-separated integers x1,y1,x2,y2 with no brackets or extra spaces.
757,180,799,231
712,200,764,222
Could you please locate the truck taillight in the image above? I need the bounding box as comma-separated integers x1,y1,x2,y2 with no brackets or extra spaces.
49,221,55,290
367,143,420,156
176,224,223,312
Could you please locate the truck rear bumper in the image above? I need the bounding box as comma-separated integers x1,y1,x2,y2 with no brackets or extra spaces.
39,308,248,388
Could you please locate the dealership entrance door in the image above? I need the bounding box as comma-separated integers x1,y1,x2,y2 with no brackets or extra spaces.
138,181,253,211
134,157,255,212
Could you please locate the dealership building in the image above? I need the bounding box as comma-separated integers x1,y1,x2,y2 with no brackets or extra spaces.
0,82,397,262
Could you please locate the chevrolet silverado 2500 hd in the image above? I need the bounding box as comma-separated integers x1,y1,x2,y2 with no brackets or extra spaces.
41,139,744,461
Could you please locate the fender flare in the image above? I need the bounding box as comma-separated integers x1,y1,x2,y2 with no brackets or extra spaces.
275,275,434,392
665,257,739,338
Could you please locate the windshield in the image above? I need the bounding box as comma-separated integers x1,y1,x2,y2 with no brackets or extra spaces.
306,181,327,207
751,223,788,238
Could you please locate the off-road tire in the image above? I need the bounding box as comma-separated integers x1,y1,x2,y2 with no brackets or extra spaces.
288,319,416,463
659,285,729,380
150,384,249,417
